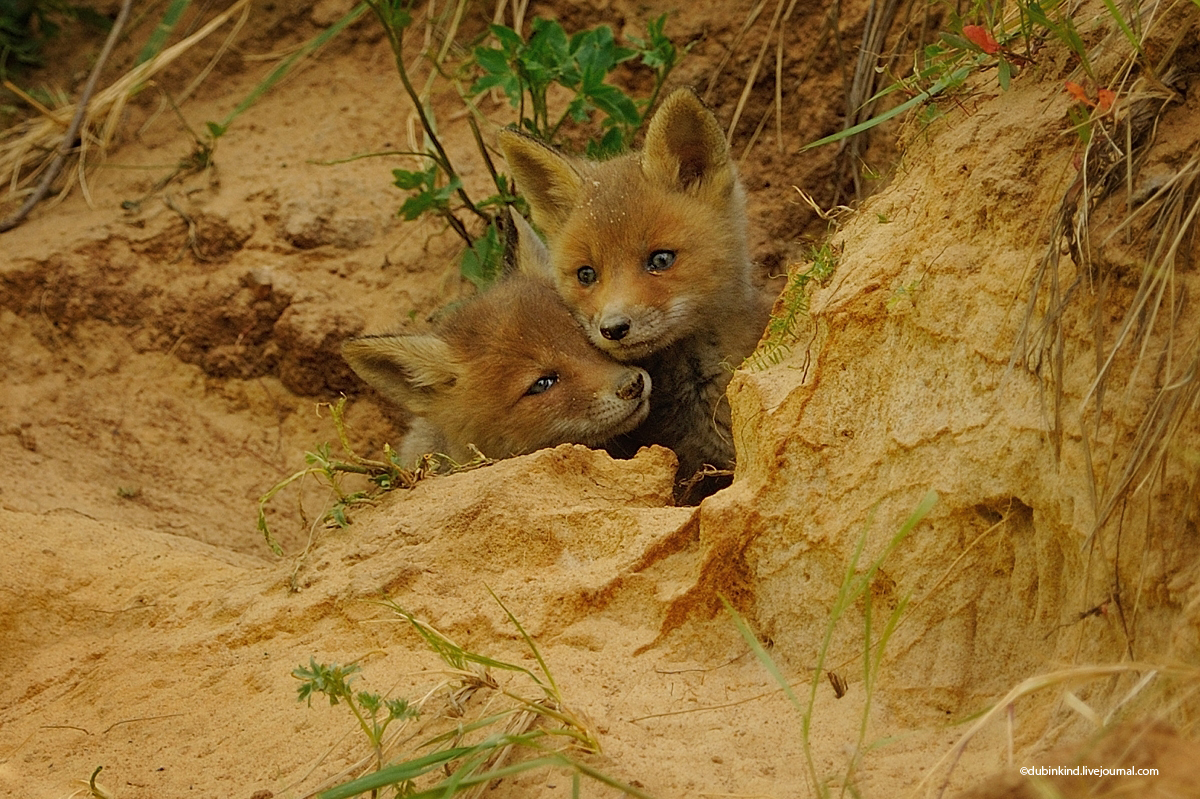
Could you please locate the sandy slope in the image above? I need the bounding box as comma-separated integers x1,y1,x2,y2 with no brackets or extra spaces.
2,0,1199,797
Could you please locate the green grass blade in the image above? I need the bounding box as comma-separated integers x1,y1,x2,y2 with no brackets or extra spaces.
256,466,321,555
890,490,939,546
402,756,564,798
318,744,477,799
386,600,543,682
722,596,806,716
801,67,971,152
217,2,368,132
323,734,649,799
487,585,556,697
560,752,661,798
417,711,526,749
1099,0,1142,55
726,490,937,798
136,0,192,66
430,749,492,798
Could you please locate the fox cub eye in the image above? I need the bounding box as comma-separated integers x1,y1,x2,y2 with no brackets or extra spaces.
576,265,598,286
646,250,676,272
526,374,558,396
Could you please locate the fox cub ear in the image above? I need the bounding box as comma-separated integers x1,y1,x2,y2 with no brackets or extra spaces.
507,210,555,281
342,335,458,414
498,130,582,237
642,88,733,193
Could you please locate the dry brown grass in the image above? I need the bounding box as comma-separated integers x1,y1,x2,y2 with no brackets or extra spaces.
1010,2,1199,655
0,0,251,216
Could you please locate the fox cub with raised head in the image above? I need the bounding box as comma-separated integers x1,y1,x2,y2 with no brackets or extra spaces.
342,214,651,466
499,87,774,486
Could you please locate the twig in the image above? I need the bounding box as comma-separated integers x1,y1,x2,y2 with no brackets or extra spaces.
0,0,134,233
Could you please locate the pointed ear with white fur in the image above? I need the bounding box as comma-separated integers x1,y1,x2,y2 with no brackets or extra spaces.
642,88,733,192
508,210,555,281
498,130,583,237
342,335,458,414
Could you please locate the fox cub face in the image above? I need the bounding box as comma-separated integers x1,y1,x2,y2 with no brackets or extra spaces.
499,88,753,362
342,217,651,462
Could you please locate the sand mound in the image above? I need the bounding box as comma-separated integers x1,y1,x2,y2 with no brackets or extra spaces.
2,0,1198,796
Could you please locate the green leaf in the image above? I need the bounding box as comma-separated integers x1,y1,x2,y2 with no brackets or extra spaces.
611,45,639,64
460,224,503,288
357,691,383,715
385,697,418,721
801,65,973,152
318,745,478,799
293,659,360,706
398,192,435,220
585,127,627,158
1099,0,1142,53
327,503,350,528
574,26,636,90
566,95,591,123
488,23,523,53
522,18,577,88
469,70,520,101
384,4,412,31
588,83,640,127
635,13,675,70
392,167,430,191
395,169,460,221
473,46,511,76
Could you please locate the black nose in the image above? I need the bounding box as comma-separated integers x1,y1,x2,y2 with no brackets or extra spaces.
601,320,630,340
616,371,645,400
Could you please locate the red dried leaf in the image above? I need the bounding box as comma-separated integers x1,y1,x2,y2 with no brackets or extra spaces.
1097,88,1116,111
963,24,1000,55
1064,81,1092,105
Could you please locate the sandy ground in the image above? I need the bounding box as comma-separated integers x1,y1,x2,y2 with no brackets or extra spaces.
2,0,1199,797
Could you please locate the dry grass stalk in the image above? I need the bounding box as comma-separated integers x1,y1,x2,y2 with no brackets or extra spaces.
838,0,906,199
912,662,1199,799
726,0,791,140
1011,6,1197,557
703,0,770,104
0,0,252,208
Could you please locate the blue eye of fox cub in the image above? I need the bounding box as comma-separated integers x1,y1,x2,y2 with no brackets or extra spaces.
526,374,558,396
646,250,676,272
576,265,597,286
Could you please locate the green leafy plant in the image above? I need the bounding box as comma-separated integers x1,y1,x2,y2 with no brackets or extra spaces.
803,0,1140,152
295,657,420,777
363,1,680,287
471,14,677,158
255,398,489,556
302,593,657,799
134,0,194,67
725,490,938,798
747,241,838,370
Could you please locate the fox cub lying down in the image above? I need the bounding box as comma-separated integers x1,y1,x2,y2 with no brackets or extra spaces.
342,215,651,466
499,88,774,484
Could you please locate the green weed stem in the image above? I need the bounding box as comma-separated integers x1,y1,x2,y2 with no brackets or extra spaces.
727,490,938,798
367,0,487,245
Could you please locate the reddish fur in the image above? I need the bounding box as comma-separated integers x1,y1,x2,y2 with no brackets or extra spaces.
500,89,777,490
433,278,647,455
343,275,651,465
551,155,753,356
